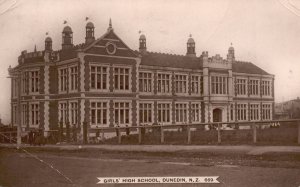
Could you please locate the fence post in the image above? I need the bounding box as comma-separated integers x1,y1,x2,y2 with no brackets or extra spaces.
9,132,11,143
160,125,164,144
101,130,104,141
252,123,257,144
187,125,191,144
298,120,300,144
59,121,63,142
217,123,221,144
138,127,142,144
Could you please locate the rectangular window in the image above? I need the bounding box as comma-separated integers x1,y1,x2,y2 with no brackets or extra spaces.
21,72,29,94
249,80,259,95
90,65,108,90
175,74,187,93
69,66,78,91
262,104,271,120
114,102,130,126
21,104,28,127
28,70,39,93
139,72,152,92
211,76,227,94
91,101,108,126
59,68,68,92
191,103,201,123
236,104,247,121
157,103,171,124
236,78,247,95
175,103,188,123
139,102,152,124
157,73,171,93
114,67,130,91
12,104,18,125
191,75,200,94
59,102,68,124
261,80,271,96
230,104,234,121
29,103,39,126
250,104,260,121
12,78,18,98
70,101,78,126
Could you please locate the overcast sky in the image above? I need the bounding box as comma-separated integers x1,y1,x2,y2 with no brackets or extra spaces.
0,0,299,123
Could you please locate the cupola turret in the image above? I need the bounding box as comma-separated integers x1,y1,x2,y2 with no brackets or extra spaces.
85,22,95,44
186,35,196,57
139,34,147,54
45,37,52,51
227,43,235,61
62,26,73,50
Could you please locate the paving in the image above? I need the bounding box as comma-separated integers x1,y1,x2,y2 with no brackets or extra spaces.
1,143,300,155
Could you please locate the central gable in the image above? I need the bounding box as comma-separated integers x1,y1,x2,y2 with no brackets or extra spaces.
84,29,138,58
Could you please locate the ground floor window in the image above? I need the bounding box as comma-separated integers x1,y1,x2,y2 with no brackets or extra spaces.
29,103,39,126
90,101,108,127
175,103,188,123
21,104,28,127
157,103,171,124
139,102,152,124
230,104,234,121
250,104,260,121
114,102,130,126
236,104,247,121
262,104,271,120
191,103,201,123
70,101,78,126
59,102,68,125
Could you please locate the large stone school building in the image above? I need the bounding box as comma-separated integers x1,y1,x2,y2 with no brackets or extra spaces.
8,20,274,136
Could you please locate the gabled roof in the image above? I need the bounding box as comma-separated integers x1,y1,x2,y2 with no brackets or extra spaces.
232,61,270,75
140,52,202,69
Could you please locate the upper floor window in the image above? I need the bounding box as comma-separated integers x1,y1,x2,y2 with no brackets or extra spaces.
250,104,260,121
175,103,188,123
139,72,152,92
157,73,171,93
157,103,171,124
91,101,108,127
59,68,68,92
12,104,17,125
262,104,271,120
191,75,201,94
29,71,39,93
139,102,153,124
91,65,108,90
211,76,227,95
69,66,78,91
21,72,29,94
12,78,18,98
261,80,271,96
249,79,259,95
236,78,247,95
175,74,187,94
236,104,247,121
114,67,130,91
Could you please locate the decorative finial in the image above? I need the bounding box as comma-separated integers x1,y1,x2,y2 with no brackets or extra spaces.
109,18,112,28
63,20,67,24
138,30,142,34
85,17,89,21
231,42,233,46
189,34,192,38
46,32,49,35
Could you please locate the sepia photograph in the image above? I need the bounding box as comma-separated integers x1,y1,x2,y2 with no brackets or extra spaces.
0,0,300,186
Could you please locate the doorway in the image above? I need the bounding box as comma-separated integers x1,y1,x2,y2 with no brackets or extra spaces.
213,108,222,122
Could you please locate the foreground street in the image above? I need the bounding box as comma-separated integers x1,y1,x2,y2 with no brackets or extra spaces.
0,147,300,187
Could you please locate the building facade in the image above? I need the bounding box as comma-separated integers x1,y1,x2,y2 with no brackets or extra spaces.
8,20,275,136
